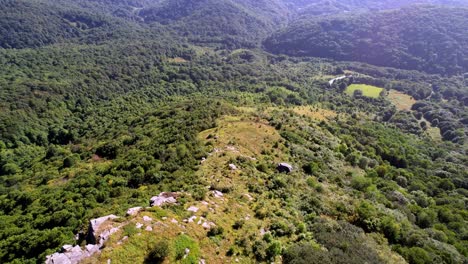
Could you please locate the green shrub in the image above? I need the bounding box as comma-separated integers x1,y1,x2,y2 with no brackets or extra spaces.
379,216,401,243
0,163,20,175
252,240,268,261
174,234,200,263
303,162,320,175
351,176,372,191
62,156,77,168
232,220,245,230
191,186,207,201
256,163,268,173
404,247,432,264
123,224,139,237
207,226,224,237
146,241,170,264
417,210,437,228
266,241,282,260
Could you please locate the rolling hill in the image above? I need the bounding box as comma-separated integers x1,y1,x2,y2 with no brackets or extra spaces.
0,0,152,49
137,0,289,48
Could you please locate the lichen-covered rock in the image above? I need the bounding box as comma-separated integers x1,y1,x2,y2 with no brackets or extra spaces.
45,245,99,264
150,192,178,207
98,227,121,246
187,206,199,213
87,215,119,245
126,207,142,216
212,190,223,198
202,222,216,229
277,163,293,173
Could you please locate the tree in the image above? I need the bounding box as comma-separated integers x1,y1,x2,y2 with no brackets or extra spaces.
404,247,432,264
351,176,372,191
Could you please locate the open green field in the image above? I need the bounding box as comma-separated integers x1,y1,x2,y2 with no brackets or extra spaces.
346,84,384,98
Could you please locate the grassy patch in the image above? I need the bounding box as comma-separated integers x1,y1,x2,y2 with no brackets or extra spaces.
387,90,416,111
292,106,337,121
346,84,383,98
174,234,200,263
167,57,188,63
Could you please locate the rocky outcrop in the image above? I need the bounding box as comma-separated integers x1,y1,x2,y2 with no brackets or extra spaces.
46,215,120,264
150,192,178,207
187,206,199,213
46,193,179,264
46,245,100,264
126,207,142,216
277,163,293,173
87,215,119,245
212,190,223,198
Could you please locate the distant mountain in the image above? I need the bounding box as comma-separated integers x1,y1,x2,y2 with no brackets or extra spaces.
264,6,468,75
0,0,150,49
137,0,289,48
284,0,468,13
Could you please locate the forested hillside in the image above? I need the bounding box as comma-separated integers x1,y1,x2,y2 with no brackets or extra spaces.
0,0,467,264
285,0,468,12
137,0,289,48
265,6,468,75
0,0,158,49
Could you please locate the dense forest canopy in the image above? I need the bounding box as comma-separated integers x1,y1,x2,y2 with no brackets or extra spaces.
0,0,467,264
264,6,468,75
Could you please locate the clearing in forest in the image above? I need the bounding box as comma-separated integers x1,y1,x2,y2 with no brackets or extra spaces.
167,57,188,63
292,106,337,121
387,90,416,111
346,84,383,98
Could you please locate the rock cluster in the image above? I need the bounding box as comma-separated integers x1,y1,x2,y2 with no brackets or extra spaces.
46,192,179,264
46,245,100,264
150,192,178,207
46,215,119,264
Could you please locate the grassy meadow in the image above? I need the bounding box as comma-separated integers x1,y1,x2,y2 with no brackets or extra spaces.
346,84,384,98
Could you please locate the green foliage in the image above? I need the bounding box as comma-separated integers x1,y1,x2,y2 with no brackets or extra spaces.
62,156,77,168
123,224,139,237
252,240,268,261
351,175,372,191
265,6,468,75
146,241,170,264
266,240,282,260
401,247,433,264
0,1,467,263
207,226,224,237
0,163,20,175
284,221,385,264
173,234,200,263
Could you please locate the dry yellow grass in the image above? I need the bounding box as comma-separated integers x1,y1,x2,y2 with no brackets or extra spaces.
387,90,416,111
167,57,188,63
292,106,337,121
199,116,282,157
